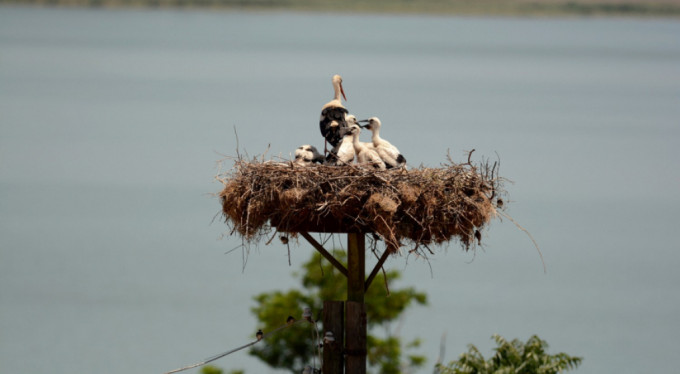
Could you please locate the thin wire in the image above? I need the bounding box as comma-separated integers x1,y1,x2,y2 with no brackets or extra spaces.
310,319,322,370
164,319,306,374
302,308,322,372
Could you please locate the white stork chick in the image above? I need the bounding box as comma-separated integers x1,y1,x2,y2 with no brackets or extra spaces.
319,75,349,152
346,114,375,151
294,145,324,167
346,114,359,127
325,125,355,166
349,124,386,170
324,114,361,166
360,117,406,169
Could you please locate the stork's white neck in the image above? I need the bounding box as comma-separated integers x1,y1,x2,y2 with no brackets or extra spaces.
370,127,382,144
351,131,361,148
333,82,343,102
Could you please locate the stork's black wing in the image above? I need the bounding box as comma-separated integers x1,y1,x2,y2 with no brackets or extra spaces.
308,145,325,164
319,106,349,147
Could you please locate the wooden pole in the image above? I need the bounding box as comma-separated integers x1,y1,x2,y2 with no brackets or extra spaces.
322,300,344,374
346,232,366,374
347,233,365,303
346,301,367,374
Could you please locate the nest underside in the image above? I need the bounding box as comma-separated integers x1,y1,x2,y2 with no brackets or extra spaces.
218,159,504,252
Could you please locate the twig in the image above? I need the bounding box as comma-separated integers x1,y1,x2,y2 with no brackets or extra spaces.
497,210,547,273
467,149,475,165
381,264,391,296
435,331,447,368
233,125,242,163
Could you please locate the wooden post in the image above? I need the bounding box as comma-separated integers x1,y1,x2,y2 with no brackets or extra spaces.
347,233,365,303
346,301,367,374
346,232,366,374
322,300,344,374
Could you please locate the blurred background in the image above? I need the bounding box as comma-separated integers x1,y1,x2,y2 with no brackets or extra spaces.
1,2,679,373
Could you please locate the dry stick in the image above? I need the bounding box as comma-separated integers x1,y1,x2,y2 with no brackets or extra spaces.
164,320,306,374
435,331,447,368
422,243,435,256
260,143,271,162
241,238,248,273
467,148,475,165
489,160,498,200
497,210,547,273
264,230,278,245
374,215,399,252
233,125,242,163
381,264,391,296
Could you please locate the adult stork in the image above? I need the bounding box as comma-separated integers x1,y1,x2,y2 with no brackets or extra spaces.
360,117,407,169
349,124,386,170
319,75,348,154
293,145,324,167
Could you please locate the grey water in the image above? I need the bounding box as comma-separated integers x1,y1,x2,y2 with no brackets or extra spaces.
1,6,679,373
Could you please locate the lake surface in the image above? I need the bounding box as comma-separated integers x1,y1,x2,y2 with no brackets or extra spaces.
1,6,679,373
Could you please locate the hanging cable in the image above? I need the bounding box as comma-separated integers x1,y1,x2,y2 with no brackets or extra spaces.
164,312,310,374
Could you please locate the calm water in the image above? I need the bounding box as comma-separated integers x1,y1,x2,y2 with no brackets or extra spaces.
1,6,679,373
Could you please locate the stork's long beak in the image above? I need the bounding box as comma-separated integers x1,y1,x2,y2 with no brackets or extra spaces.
358,119,369,123
340,83,347,102
359,124,370,129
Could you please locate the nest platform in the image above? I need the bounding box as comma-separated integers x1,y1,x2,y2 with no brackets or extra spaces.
218,158,503,252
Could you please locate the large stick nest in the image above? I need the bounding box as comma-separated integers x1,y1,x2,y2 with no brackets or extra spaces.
218,155,504,252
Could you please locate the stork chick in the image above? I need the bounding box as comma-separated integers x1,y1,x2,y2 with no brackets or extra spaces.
294,145,324,167
349,124,386,170
347,114,375,150
360,117,406,169
325,125,355,166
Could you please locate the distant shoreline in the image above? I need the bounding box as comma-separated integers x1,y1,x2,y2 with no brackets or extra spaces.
3,0,680,18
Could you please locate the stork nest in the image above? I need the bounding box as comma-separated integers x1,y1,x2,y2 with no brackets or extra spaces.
217,155,505,253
